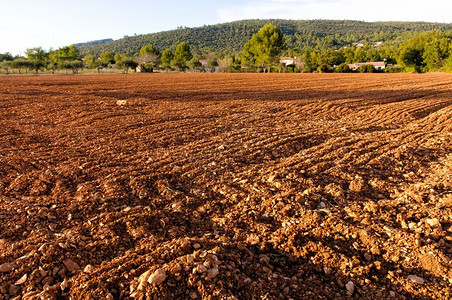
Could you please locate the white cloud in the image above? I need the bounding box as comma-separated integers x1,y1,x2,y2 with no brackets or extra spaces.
217,0,452,23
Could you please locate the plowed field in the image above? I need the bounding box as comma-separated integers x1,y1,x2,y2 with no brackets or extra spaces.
0,73,451,299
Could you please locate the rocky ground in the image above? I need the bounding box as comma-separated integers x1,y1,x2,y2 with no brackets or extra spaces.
0,73,451,299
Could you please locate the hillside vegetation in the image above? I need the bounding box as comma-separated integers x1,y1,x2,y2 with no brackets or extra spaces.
2,20,452,74
77,19,452,56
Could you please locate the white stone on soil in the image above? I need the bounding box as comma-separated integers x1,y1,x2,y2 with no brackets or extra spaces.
345,281,354,294
148,269,167,285
207,267,219,279
0,263,16,273
408,274,424,284
14,274,27,285
426,218,441,228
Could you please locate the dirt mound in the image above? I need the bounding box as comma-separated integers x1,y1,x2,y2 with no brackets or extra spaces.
0,73,451,299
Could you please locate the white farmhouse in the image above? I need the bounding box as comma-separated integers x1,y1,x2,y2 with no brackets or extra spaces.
280,57,295,66
347,61,386,71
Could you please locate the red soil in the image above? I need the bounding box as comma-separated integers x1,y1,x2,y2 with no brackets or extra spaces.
0,73,451,299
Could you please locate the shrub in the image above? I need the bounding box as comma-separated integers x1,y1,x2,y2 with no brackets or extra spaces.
60,60,84,74
359,64,375,73
335,63,351,73
384,66,402,73
317,64,331,73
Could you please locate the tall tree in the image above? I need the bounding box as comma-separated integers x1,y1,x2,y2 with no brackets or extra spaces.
83,54,101,71
136,53,160,72
26,47,48,62
172,42,192,70
301,48,315,72
445,42,452,71
50,45,80,63
139,44,159,56
137,44,160,72
422,37,451,71
100,51,115,66
398,31,444,72
114,54,126,65
241,24,285,72
241,40,257,68
0,52,14,62
161,49,174,70
26,47,48,73
49,45,81,73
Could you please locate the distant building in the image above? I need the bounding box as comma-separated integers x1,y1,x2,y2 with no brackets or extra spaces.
280,57,295,66
352,42,365,47
198,59,219,72
349,41,383,49
347,61,386,71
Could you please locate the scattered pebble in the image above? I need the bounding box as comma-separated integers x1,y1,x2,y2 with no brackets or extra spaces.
207,267,219,279
170,264,182,275
1,75,449,299
137,270,151,290
14,274,27,285
83,264,94,273
283,286,290,295
195,264,207,274
349,176,365,192
63,259,80,273
415,239,422,247
345,281,354,294
426,218,441,228
61,278,69,291
0,263,16,273
408,275,424,284
148,269,167,285
9,284,20,296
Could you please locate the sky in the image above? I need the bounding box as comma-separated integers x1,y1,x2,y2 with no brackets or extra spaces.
1,0,451,55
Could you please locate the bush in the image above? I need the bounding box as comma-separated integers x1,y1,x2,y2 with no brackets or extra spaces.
227,65,241,73
10,59,34,74
335,63,351,73
384,66,402,73
59,60,84,74
302,65,314,73
358,64,375,73
1,61,11,74
116,59,138,73
317,64,331,73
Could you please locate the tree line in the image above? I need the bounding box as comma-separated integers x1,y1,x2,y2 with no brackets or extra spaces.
0,45,83,74
77,19,452,57
1,24,452,74
239,24,452,73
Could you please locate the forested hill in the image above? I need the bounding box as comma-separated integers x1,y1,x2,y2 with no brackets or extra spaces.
74,39,113,48
77,19,452,56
